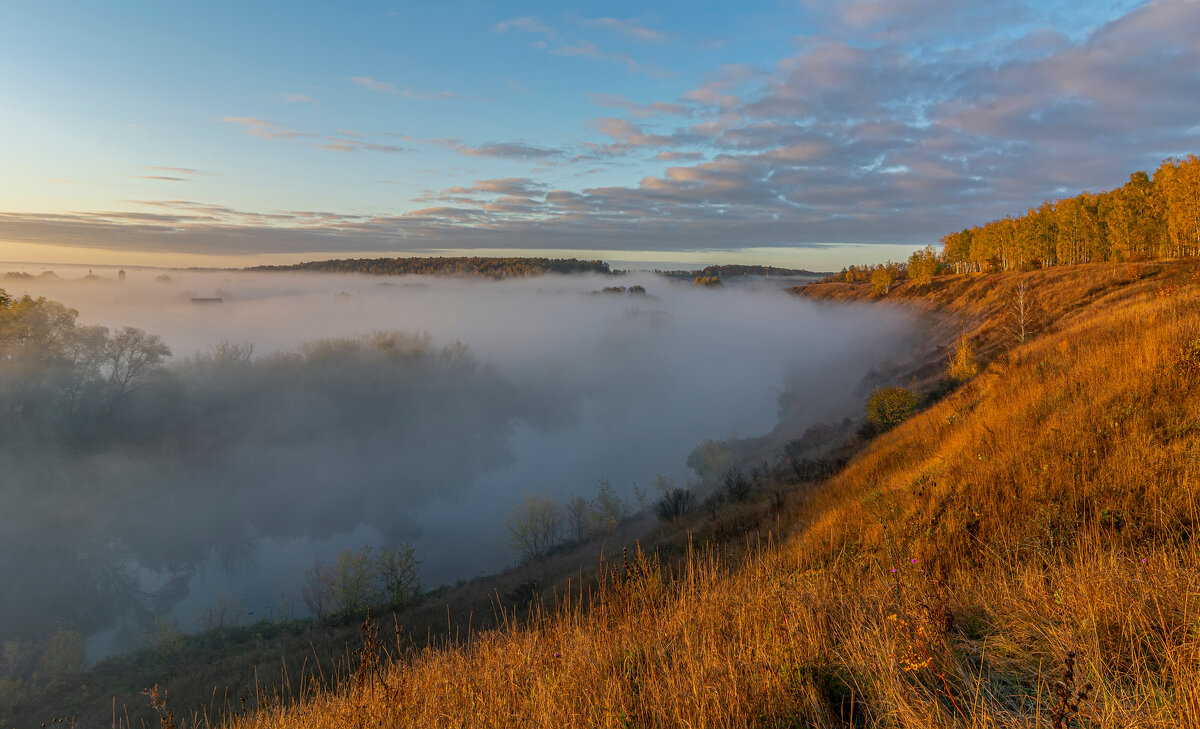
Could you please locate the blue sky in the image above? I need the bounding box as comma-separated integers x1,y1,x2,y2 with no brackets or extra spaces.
0,0,1195,269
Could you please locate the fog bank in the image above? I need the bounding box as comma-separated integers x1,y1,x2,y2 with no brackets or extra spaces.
0,265,915,654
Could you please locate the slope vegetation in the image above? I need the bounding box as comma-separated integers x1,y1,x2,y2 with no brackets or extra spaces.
159,263,1200,727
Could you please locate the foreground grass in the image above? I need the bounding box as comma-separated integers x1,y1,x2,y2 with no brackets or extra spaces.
188,262,1200,728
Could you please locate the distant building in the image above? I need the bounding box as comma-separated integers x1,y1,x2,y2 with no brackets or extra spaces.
118,269,126,282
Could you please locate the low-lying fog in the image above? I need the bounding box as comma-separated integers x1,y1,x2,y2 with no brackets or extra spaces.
0,265,915,657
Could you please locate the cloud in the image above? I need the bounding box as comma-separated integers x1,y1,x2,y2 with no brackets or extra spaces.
401,89,461,100
591,117,679,147
278,93,317,104
441,178,548,198
494,16,556,37
587,93,693,118
494,16,660,75
349,78,485,102
13,1,1200,260
222,117,409,154
351,75,397,93
133,175,187,182
221,116,313,141
147,166,205,175
402,88,496,102
429,138,567,161
550,40,638,72
504,79,531,96
580,17,669,43
581,117,702,159
655,151,705,162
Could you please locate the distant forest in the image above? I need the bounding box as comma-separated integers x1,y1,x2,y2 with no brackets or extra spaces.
248,256,613,278
941,154,1200,272
658,264,822,278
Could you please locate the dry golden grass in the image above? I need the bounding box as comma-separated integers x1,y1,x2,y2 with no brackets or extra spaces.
203,263,1200,728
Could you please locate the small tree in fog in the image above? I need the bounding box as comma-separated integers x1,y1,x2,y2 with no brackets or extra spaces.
723,468,753,501
140,617,184,656
687,439,735,484
301,557,333,618
376,543,421,607
301,545,420,619
327,547,376,615
507,494,563,561
655,488,695,521
651,474,675,496
565,495,593,542
592,479,627,533
104,326,171,404
37,627,84,687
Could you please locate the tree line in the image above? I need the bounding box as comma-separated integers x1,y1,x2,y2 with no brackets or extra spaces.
656,264,821,282
822,154,1200,289
248,256,614,278
0,291,171,440
941,154,1200,272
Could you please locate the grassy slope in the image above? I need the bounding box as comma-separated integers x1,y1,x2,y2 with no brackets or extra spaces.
203,261,1200,728
9,513,661,727
31,261,1195,728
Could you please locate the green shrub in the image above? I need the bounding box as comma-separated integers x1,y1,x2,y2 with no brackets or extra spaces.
866,387,917,430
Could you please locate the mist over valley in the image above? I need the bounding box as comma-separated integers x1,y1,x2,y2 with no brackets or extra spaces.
0,265,915,659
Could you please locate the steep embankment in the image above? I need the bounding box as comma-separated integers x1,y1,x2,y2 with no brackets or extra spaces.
150,263,1200,726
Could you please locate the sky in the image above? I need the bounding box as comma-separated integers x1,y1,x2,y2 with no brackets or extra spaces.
1,0,1197,270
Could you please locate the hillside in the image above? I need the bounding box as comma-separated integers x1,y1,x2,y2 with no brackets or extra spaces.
152,261,1194,728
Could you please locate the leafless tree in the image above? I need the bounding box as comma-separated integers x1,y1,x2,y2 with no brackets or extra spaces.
105,326,170,403
1005,282,1043,344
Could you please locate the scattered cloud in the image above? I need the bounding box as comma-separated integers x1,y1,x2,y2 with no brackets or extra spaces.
587,93,693,118
221,116,313,141
13,1,1200,260
401,89,460,100
441,178,548,198
315,139,409,154
349,77,486,102
193,2,1200,258
505,79,532,96
429,138,568,161
580,17,670,43
494,17,557,37
222,117,409,154
351,75,397,93
550,40,638,72
494,15,664,75
278,93,317,104
147,166,208,176
656,151,705,162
